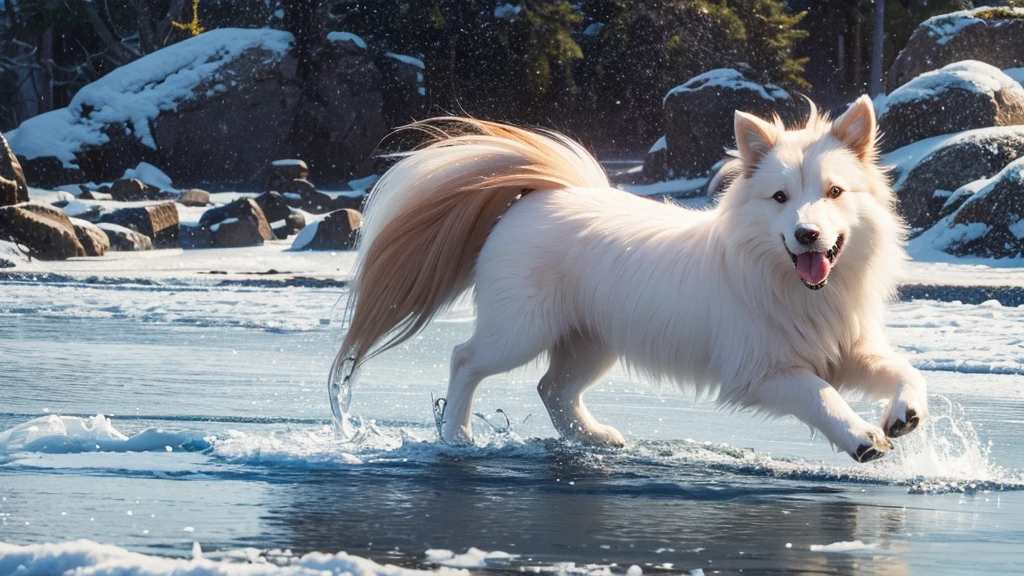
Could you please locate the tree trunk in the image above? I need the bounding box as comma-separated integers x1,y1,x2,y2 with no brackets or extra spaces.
870,0,885,97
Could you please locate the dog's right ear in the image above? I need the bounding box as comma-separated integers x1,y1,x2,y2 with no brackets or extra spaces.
734,111,778,174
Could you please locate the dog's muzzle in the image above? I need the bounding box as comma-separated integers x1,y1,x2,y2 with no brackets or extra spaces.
784,234,844,290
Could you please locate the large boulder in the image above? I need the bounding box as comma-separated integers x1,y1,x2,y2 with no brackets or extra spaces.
887,7,1024,93
0,202,86,260
6,29,424,189
892,126,1024,231
0,132,28,206
291,209,361,251
98,223,153,252
653,69,799,179
877,61,1024,153
99,202,180,248
70,217,110,257
198,197,275,248
927,157,1024,258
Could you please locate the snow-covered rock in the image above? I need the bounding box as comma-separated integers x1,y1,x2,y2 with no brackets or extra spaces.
8,28,424,189
0,202,85,260
927,157,1024,258
198,197,275,248
653,68,797,179
877,61,1024,152
890,126,1024,231
888,7,1024,92
99,202,180,249
69,217,110,257
97,222,153,252
290,208,361,251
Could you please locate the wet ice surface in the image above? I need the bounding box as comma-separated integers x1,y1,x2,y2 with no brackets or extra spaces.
2,283,1024,575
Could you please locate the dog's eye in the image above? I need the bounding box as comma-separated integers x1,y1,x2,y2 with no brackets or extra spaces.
828,185,844,199
772,191,787,203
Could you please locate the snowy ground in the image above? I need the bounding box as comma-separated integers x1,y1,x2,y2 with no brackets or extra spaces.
4,185,1024,574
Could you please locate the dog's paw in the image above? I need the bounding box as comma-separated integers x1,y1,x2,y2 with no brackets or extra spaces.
883,393,927,439
577,424,626,449
847,426,892,463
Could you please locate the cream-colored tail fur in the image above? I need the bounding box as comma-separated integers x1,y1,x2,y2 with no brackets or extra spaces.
337,118,608,370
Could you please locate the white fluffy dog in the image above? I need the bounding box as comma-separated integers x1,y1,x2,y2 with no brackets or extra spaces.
333,95,928,462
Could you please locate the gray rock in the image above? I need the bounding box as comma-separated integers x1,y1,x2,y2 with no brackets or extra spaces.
199,197,274,248
893,126,1024,231
933,157,1024,258
878,61,1024,153
99,202,180,248
0,132,28,206
98,222,153,252
178,189,211,207
110,178,168,202
0,202,86,260
655,69,799,179
69,217,110,256
292,209,362,251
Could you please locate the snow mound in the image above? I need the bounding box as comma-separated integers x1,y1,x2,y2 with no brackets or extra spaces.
7,28,293,167
0,415,209,455
122,162,175,191
876,60,1022,117
664,69,790,104
0,539,466,576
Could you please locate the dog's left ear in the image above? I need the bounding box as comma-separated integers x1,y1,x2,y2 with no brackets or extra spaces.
831,95,878,163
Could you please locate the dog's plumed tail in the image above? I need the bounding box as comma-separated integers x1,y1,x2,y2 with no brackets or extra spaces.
339,117,608,367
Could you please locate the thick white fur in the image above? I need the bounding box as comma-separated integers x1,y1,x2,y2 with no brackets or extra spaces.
356,97,928,460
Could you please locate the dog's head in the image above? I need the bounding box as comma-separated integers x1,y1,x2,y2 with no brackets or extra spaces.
717,96,905,292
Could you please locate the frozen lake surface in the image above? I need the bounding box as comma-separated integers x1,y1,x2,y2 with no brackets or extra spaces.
2,278,1024,575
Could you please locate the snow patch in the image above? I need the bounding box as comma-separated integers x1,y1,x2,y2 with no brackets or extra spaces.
0,539,465,576
272,159,307,168
385,52,425,70
583,23,605,36
425,548,516,569
922,7,1024,46
809,540,877,553
1006,67,1024,87
289,220,321,251
665,69,790,104
7,29,293,166
621,176,708,198
61,199,98,218
121,162,174,191
494,3,522,19
327,31,367,49
648,136,666,154
209,217,239,232
1009,218,1024,240
0,414,208,454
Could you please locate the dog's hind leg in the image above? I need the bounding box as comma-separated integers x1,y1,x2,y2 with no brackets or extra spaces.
538,331,623,448
741,369,892,462
441,320,552,445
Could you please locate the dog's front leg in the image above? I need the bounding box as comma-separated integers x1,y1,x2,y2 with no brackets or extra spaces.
841,347,928,439
743,369,892,462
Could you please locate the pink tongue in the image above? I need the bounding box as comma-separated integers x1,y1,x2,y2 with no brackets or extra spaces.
796,252,831,285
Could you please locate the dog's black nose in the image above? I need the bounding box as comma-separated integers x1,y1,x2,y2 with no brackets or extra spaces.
795,226,820,246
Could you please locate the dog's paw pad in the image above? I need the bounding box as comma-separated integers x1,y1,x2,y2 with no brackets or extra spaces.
885,408,920,438
852,443,888,463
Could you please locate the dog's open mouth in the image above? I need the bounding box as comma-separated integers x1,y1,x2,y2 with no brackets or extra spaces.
784,234,844,290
